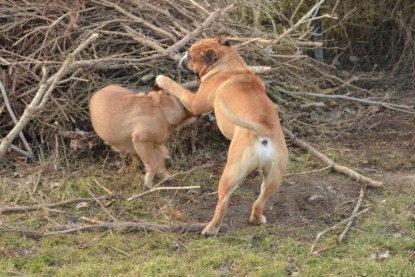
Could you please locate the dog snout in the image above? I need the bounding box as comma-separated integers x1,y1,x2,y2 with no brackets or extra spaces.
179,52,189,70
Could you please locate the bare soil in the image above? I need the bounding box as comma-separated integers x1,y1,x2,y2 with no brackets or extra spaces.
164,93,415,233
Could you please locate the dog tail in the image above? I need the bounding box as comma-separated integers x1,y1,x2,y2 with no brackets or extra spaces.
217,97,270,137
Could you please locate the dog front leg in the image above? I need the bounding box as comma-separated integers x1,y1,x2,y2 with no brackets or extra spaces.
156,75,203,115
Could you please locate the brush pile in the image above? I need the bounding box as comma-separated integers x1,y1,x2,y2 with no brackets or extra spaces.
0,0,414,161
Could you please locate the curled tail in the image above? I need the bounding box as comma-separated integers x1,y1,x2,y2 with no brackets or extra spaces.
217,97,270,137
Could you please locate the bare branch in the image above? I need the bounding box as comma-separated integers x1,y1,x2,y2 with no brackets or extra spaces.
283,127,383,188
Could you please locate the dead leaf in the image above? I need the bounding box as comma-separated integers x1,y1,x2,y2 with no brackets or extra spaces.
50,181,62,189
76,202,89,210
378,249,390,260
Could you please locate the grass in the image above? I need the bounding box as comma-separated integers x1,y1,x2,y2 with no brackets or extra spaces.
0,148,414,276
1,212,413,276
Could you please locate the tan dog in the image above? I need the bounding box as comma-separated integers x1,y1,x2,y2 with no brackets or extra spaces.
156,38,288,236
89,84,192,188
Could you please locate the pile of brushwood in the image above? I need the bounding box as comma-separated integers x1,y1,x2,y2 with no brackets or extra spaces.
0,0,414,162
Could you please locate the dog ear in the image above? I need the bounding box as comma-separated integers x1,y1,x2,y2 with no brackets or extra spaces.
203,48,218,66
217,36,231,47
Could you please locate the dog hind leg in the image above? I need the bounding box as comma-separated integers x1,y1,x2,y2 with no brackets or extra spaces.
202,140,251,237
132,135,160,189
156,144,172,180
249,163,284,225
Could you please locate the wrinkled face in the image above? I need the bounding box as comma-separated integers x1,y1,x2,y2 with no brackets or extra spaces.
179,38,230,77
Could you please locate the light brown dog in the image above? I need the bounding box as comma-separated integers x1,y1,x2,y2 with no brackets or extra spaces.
89,84,192,188
156,38,289,236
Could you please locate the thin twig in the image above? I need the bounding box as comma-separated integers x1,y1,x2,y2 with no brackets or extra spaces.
0,33,99,159
0,139,32,158
309,207,370,254
127,186,200,202
265,0,326,51
165,9,223,55
0,195,116,214
127,162,214,201
90,0,176,42
0,80,33,159
284,165,332,177
338,186,365,242
305,92,415,115
283,127,383,188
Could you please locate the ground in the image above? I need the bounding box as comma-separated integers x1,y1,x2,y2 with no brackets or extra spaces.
0,91,414,276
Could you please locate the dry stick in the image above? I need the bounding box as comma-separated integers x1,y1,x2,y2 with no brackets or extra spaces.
90,0,176,42
23,222,228,238
309,207,370,254
128,162,214,202
307,63,371,94
305,92,415,115
88,190,118,222
265,0,325,51
0,33,99,159
338,186,365,243
0,139,31,158
165,9,223,56
0,80,33,159
127,186,200,202
283,127,383,188
121,24,181,62
0,195,114,214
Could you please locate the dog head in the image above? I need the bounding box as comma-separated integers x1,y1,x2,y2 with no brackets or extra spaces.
154,90,193,124
180,37,241,78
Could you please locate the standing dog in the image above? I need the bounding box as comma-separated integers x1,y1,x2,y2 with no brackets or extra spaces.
89,84,192,189
156,38,288,236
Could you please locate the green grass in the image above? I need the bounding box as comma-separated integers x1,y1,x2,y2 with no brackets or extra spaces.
1,201,414,277
1,159,414,277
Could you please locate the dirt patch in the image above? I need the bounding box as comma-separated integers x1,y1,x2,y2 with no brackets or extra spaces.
175,168,414,233
169,100,415,233
177,173,359,231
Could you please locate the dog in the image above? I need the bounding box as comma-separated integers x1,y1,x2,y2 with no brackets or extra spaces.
156,37,288,236
89,84,192,189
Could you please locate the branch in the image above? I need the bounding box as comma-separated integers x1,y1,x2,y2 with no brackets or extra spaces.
121,24,181,61
310,207,370,254
0,195,115,214
0,139,32,158
338,186,365,242
165,9,223,56
127,186,200,202
90,0,176,42
0,33,99,159
0,80,33,159
265,0,326,51
22,222,228,238
128,162,214,201
305,92,415,115
283,127,383,188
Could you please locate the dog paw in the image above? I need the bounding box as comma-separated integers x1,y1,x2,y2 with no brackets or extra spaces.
155,75,171,89
249,214,267,225
201,225,219,237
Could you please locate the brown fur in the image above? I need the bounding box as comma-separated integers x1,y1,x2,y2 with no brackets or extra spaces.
156,38,289,236
89,84,192,188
